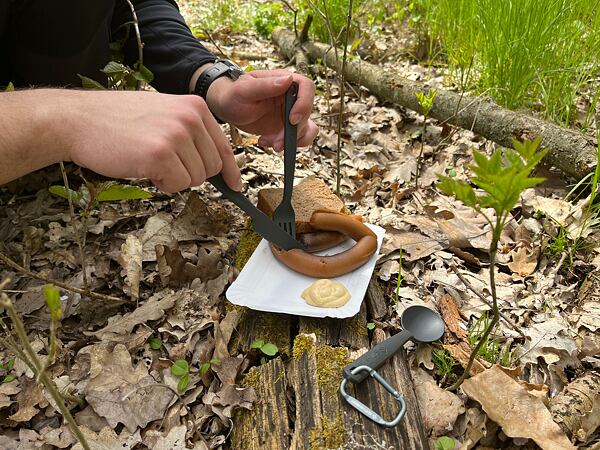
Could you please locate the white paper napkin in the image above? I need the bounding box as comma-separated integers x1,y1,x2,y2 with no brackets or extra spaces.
226,224,385,318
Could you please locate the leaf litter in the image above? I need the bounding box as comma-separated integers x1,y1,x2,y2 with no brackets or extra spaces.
0,18,599,450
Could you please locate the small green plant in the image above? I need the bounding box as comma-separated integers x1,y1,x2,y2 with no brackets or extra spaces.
0,357,15,383
366,322,376,331
171,359,190,393
432,349,459,385
148,336,162,350
250,339,279,364
394,244,403,306
438,137,547,389
435,436,456,450
414,89,437,188
79,61,153,91
200,357,221,376
467,311,515,364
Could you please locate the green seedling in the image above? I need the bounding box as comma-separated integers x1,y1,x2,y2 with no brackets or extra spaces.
148,336,162,350
366,322,376,331
251,339,279,364
0,358,15,384
200,357,221,376
438,137,547,389
79,61,153,90
414,89,437,188
435,436,456,450
171,359,190,393
432,349,459,385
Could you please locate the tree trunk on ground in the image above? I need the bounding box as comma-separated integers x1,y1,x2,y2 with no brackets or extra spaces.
272,28,598,180
231,285,429,449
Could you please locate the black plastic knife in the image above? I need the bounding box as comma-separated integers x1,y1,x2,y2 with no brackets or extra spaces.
208,174,306,251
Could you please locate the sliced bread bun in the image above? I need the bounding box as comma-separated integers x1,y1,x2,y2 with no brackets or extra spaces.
257,177,346,234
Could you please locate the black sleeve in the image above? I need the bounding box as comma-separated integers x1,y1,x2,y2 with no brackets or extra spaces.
112,0,216,94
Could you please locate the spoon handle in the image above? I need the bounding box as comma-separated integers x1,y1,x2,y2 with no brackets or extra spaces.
343,329,413,384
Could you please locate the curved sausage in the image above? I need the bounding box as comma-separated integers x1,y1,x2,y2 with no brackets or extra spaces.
271,211,377,277
299,231,349,253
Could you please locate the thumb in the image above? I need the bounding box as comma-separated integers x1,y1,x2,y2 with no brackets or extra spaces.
238,74,293,102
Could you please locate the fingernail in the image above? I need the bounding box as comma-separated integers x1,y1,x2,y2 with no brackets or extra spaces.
235,179,243,191
258,136,269,147
274,140,283,151
274,75,292,87
290,113,302,124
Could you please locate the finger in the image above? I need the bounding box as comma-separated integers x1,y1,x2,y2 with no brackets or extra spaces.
151,154,192,193
201,110,243,191
247,71,316,125
192,121,223,180
236,72,293,103
297,120,319,147
176,140,209,187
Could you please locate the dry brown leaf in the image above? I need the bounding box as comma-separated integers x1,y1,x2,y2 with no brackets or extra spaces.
8,377,48,422
507,244,539,277
213,310,242,360
462,365,576,450
443,343,488,375
149,424,188,450
119,234,143,300
85,344,175,432
382,228,443,261
0,379,21,409
212,356,243,386
171,192,232,240
439,293,467,340
520,315,579,367
72,426,142,450
157,245,223,287
411,367,465,435
91,291,177,340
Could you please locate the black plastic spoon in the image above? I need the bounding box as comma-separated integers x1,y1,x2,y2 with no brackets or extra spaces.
343,305,445,384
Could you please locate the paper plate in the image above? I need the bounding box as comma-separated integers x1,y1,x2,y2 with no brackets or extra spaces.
226,224,385,318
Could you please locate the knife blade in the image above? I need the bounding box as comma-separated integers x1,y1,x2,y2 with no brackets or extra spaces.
208,174,305,251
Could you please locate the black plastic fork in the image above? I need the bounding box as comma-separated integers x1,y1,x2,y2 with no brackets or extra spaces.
272,82,299,238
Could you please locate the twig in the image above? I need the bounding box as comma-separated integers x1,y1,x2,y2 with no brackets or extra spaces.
0,291,90,450
0,252,123,303
450,264,525,337
334,0,354,195
124,0,144,90
59,163,88,292
200,27,232,60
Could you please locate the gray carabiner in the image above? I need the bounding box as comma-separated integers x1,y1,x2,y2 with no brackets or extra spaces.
339,365,407,428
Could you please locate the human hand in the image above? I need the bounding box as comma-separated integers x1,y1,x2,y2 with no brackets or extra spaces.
59,90,241,193
205,69,319,151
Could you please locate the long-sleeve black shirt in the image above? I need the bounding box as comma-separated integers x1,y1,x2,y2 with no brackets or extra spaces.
0,0,216,94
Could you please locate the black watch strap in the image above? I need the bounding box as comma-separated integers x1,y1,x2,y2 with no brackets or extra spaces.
194,59,243,101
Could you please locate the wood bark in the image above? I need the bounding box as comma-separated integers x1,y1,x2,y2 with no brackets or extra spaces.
272,28,598,180
231,279,429,449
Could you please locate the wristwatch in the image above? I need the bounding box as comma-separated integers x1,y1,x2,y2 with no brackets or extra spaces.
194,58,244,101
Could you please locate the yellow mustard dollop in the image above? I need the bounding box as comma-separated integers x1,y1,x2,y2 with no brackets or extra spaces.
301,279,351,308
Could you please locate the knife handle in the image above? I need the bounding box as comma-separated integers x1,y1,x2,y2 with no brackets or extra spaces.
283,82,298,203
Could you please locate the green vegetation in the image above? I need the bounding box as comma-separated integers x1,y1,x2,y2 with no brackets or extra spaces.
438,138,547,388
411,0,600,127
171,359,191,392
435,436,456,450
468,312,514,366
432,348,459,385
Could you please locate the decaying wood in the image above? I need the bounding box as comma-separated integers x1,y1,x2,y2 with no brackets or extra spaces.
366,278,387,320
232,279,429,449
549,370,600,443
272,28,598,180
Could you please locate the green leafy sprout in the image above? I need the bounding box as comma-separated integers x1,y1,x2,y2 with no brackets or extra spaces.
438,137,548,389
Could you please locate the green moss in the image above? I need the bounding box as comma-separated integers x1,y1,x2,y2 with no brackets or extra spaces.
315,345,351,396
235,220,262,270
243,366,261,390
292,333,316,360
299,318,325,337
251,312,291,355
345,313,368,337
309,414,346,450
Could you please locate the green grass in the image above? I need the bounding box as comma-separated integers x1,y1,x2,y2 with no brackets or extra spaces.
468,312,514,366
411,0,600,127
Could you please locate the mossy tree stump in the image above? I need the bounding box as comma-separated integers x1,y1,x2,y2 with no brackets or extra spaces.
231,284,429,449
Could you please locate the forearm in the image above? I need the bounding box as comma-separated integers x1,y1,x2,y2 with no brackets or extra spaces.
0,90,69,184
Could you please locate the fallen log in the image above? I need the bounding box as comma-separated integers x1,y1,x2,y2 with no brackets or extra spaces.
272,28,598,180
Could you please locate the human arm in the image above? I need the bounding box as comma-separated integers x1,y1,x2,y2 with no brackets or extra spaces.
113,0,319,150
0,89,241,192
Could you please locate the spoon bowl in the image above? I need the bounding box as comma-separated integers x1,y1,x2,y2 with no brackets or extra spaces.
400,305,445,343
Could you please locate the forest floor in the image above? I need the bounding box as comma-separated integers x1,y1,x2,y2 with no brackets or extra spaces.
0,8,599,450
